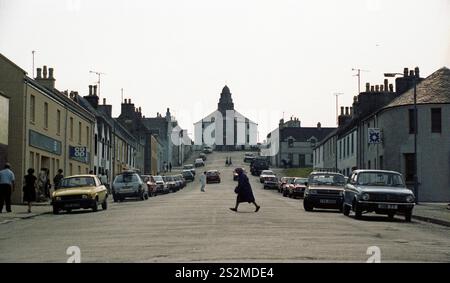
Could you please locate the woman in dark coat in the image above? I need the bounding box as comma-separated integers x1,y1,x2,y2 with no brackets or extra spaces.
230,168,260,212
23,168,37,213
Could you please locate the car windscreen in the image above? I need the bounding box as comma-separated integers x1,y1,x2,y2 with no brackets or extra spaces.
184,165,194,169
60,177,95,188
357,172,405,187
182,171,192,176
207,171,218,176
294,178,307,185
153,176,164,182
261,171,273,175
308,174,345,186
266,177,277,181
114,174,140,183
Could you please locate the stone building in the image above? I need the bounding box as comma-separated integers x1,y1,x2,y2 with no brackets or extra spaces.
0,91,9,169
194,86,258,151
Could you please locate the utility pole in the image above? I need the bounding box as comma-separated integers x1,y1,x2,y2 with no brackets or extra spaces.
32,50,36,78
333,93,344,126
352,68,369,94
89,70,105,97
121,88,124,103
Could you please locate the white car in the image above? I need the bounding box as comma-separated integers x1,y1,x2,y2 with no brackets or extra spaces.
194,158,205,167
259,170,275,183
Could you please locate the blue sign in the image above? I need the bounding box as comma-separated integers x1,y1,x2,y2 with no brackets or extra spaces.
368,128,381,144
69,146,89,163
29,130,62,155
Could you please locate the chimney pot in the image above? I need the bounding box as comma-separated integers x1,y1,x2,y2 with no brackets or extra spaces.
365,83,370,92
43,66,48,78
103,98,106,105
404,68,409,77
414,67,420,78
409,70,414,77
340,106,344,115
49,68,54,79
93,85,97,96
384,79,388,91
36,68,42,79
350,107,353,115
345,107,349,115
389,84,394,92
380,85,384,92
375,85,379,92
371,86,375,92
317,122,321,129
89,85,93,96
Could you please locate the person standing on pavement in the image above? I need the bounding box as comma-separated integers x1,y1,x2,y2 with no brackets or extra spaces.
169,162,172,172
230,168,260,213
37,168,48,202
0,163,15,213
53,169,64,190
199,171,207,192
23,168,37,213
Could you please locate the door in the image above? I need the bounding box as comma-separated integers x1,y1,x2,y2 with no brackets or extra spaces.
299,154,306,168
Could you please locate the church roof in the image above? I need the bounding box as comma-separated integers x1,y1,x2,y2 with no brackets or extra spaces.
193,109,257,125
222,85,230,94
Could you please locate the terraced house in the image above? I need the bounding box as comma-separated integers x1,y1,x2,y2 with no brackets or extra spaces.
0,53,95,203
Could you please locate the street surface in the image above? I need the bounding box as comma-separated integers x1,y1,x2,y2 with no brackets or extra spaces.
0,151,449,262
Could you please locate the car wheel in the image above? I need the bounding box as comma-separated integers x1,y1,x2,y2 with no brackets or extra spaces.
343,203,351,216
303,200,313,211
282,191,288,197
354,201,362,219
388,212,395,220
101,199,108,210
92,199,98,212
404,210,412,222
144,193,149,200
113,197,118,203
52,206,60,214
66,209,72,214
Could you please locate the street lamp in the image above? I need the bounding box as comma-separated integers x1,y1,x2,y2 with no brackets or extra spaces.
384,72,418,204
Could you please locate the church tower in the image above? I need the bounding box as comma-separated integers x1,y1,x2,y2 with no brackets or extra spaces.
217,85,234,113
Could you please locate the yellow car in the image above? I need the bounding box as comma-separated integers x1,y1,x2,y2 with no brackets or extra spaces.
51,175,108,214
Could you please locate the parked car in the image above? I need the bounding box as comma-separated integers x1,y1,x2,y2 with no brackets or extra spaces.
233,167,246,181
182,170,195,181
147,175,169,196
259,170,275,183
243,152,256,163
51,175,108,214
199,153,207,161
195,158,205,167
303,172,346,212
342,170,415,221
175,174,186,189
263,176,279,190
279,177,296,195
203,146,213,153
251,158,269,176
287,177,308,198
206,170,221,184
112,171,149,202
183,164,196,176
163,175,178,192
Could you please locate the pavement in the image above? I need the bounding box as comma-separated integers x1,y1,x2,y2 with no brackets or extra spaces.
0,151,449,262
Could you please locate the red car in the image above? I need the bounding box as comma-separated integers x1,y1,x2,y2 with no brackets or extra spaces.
279,177,295,195
287,177,308,198
206,170,221,184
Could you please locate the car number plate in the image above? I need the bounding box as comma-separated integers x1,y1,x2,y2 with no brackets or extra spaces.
320,199,336,204
65,203,80,208
379,204,398,209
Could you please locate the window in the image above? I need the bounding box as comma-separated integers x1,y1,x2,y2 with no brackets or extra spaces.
379,155,383,170
57,110,61,135
78,122,82,144
29,152,34,170
69,163,73,175
44,102,48,129
404,153,415,182
94,134,98,155
30,95,35,122
86,126,90,147
368,160,371,169
288,138,294,148
70,117,74,140
351,132,354,155
343,138,346,158
431,108,441,133
408,109,416,134
347,136,350,157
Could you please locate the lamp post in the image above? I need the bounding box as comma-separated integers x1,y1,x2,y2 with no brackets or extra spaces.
384,72,418,203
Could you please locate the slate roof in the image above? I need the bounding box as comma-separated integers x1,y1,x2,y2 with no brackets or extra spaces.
280,127,336,143
384,67,450,109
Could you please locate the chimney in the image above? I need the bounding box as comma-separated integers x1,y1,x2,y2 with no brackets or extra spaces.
345,107,349,115
83,85,99,108
365,83,370,92
371,86,375,92
49,68,54,79
98,99,112,117
89,85,93,96
340,106,344,115
93,85,97,96
317,122,321,129
414,67,420,78
35,65,55,89
350,107,353,115
380,85,384,92
103,98,106,105
404,68,409,77
36,68,42,79
389,84,394,92
121,97,135,118
409,70,414,77
384,79,388,91
375,85,379,92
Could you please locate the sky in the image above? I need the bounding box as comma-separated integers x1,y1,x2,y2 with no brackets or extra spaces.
1,0,449,142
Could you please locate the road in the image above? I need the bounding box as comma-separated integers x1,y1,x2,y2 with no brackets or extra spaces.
0,151,449,262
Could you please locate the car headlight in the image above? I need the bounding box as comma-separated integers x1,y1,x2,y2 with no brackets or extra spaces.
406,195,415,203
361,193,370,201
55,196,61,201
339,191,344,196
308,189,318,195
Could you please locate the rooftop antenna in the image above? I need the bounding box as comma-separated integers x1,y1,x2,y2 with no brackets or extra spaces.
352,68,369,94
32,50,36,78
89,70,106,97
333,92,344,126
121,88,124,103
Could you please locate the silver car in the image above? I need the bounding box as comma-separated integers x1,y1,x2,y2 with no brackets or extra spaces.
112,171,149,202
